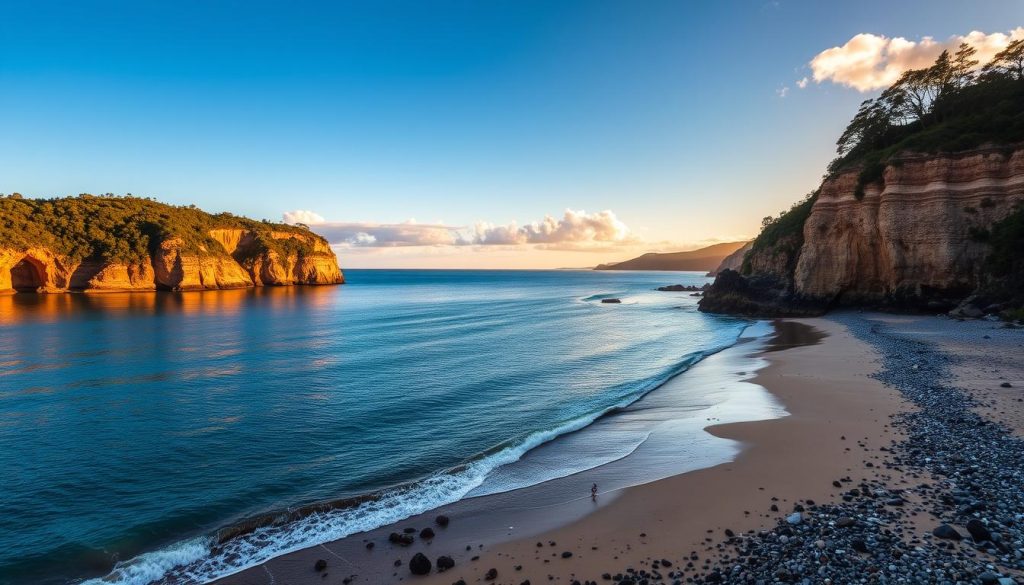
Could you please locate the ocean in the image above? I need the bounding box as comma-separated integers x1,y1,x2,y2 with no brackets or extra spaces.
0,269,765,585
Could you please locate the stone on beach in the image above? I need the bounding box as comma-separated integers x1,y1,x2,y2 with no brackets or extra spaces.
932,524,962,540
389,531,414,546
965,518,992,542
409,552,431,575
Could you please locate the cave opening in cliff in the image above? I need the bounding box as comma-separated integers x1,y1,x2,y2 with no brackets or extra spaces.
10,257,45,292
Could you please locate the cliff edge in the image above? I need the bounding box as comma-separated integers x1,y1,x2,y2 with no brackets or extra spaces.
0,195,344,293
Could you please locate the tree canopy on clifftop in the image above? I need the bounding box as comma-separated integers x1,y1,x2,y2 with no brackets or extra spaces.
0,194,324,263
829,40,1024,194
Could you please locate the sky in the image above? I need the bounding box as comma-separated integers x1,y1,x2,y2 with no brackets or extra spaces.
1,1,1021,268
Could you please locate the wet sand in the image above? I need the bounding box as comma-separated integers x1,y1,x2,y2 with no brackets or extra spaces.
213,316,909,585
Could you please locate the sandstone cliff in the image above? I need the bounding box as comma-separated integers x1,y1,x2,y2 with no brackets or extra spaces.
0,197,344,294
700,146,1024,316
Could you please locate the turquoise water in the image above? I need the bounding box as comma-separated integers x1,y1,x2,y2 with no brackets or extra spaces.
0,270,748,585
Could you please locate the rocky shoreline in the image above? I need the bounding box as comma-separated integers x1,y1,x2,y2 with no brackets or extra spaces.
593,315,1024,585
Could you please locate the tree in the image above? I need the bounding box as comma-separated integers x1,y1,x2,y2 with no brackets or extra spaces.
983,39,1024,80
835,98,891,157
950,43,978,90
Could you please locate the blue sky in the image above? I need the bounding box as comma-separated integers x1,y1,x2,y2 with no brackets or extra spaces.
1,1,1021,267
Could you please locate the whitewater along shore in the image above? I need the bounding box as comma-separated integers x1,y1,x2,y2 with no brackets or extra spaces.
210,312,1023,585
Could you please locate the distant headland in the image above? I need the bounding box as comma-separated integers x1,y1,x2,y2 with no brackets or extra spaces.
0,194,344,294
594,241,748,272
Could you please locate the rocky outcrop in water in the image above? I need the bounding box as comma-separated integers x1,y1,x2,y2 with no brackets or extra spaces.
700,146,1024,316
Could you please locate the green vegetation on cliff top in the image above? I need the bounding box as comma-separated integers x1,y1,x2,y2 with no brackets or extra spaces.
0,194,327,264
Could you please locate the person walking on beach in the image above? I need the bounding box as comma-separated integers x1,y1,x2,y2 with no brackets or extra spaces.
591,483,598,501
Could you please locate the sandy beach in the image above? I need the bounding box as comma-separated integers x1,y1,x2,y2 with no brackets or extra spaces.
213,314,940,585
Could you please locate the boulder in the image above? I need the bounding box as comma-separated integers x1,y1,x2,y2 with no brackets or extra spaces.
932,524,963,540
436,555,455,572
966,518,992,542
409,552,431,575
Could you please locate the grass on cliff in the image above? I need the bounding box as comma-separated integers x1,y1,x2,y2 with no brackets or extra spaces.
0,194,326,264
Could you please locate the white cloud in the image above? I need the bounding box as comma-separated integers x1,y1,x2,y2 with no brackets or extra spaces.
306,221,461,247
472,209,633,246
808,28,1024,92
776,86,790,98
796,76,809,89
281,209,326,225
284,209,636,249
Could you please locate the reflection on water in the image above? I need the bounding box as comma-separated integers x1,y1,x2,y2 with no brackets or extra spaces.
0,285,339,325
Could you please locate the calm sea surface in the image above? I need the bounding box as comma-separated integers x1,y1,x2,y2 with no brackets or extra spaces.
0,269,750,585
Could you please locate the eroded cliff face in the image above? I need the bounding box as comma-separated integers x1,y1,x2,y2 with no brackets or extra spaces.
796,148,1024,306
0,229,343,294
701,146,1024,315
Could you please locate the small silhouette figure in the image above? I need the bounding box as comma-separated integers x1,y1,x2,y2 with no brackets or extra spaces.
591,483,598,501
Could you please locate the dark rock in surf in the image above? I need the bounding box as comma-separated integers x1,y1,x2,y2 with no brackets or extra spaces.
436,555,455,572
601,298,622,304
314,559,327,572
435,514,450,527
420,527,435,539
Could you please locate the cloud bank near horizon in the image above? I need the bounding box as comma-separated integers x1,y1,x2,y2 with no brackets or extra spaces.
282,208,637,251
804,27,1024,92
